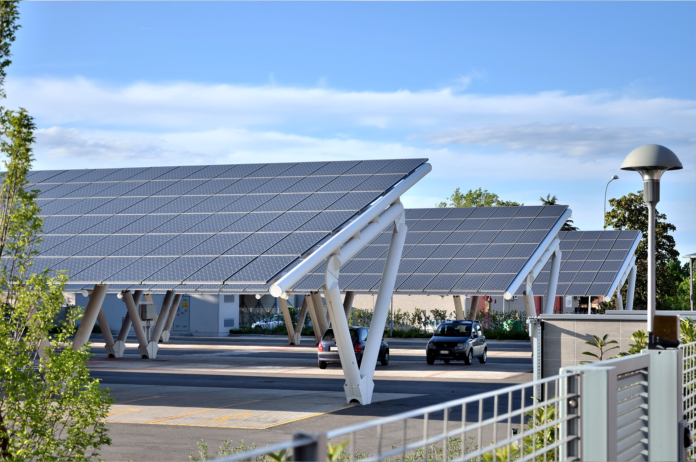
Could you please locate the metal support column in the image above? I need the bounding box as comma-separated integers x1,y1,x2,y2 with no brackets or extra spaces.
279,297,296,345
543,249,561,314
294,296,309,345
96,308,116,357
161,293,182,343
146,290,174,358
72,284,109,351
645,348,682,462
113,289,143,356
324,257,365,404
343,291,356,319
310,291,329,337
626,265,637,311
360,210,406,401
522,275,536,318
467,296,480,321
453,295,464,320
305,294,322,344
615,288,624,311
122,290,149,358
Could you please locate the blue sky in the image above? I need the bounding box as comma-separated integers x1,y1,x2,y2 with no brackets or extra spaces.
6,2,696,256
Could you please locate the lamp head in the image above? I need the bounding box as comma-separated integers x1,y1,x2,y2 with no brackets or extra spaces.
621,144,682,180
611,175,619,180
621,144,681,203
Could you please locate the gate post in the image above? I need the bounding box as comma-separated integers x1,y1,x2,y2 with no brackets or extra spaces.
644,349,682,462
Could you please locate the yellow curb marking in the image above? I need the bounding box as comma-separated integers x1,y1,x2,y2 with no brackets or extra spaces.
204,412,253,423
144,399,261,424
107,408,140,416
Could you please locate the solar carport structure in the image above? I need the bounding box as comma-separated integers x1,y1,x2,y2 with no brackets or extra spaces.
290,206,572,321
517,230,641,311
30,159,432,404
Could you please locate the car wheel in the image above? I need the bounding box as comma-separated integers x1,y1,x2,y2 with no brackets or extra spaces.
318,360,327,369
426,355,435,365
464,349,473,366
443,359,451,364
380,350,389,366
479,348,487,364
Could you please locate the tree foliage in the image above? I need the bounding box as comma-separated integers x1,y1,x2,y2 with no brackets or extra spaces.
437,187,522,208
605,190,680,310
539,193,579,231
0,3,112,460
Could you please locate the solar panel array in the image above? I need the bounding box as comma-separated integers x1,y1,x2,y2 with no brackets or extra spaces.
519,230,641,297
27,159,428,294
289,205,568,295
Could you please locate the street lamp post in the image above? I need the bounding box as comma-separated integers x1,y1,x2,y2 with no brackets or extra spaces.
684,253,696,312
621,144,682,347
603,175,619,230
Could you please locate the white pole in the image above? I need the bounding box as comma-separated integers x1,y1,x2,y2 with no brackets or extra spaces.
647,202,656,333
626,265,637,311
543,249,561,314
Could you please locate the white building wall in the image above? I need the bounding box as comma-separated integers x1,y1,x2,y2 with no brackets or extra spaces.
189,294,219,336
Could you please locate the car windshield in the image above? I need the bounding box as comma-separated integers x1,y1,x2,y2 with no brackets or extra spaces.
322,329,359,342
434,323,472,337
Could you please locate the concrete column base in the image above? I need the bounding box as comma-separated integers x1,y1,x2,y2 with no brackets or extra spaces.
112,340,126,358
344,376,375,405
145,342,159,359
160,330,170,343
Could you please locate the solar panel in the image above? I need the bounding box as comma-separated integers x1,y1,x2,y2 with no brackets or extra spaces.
286,205,570,296
28,160,428,288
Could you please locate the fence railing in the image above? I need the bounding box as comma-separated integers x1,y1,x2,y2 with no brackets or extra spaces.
214,348,686,462
681,341,696,461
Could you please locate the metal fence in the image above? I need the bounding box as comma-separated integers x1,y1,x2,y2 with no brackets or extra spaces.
214,348,685,462
681,341,696,461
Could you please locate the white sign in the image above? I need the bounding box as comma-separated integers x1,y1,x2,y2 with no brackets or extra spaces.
565,296,573,308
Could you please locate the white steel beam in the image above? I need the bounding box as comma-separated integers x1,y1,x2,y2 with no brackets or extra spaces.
310,291,329,337
270,163,431,297
161,293,182,342
343,291,356,318
626,264,637,311
122,290,149,358
113,289,143,356
72,284,109,351
359,210,406,396
146,290,174,358
96,308,115,357
503,208,571,300
453,295,464,320
543,249,562,314
522,274,536,318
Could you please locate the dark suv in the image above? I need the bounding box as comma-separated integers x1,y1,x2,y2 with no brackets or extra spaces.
317,327,389,369
426,320,487,365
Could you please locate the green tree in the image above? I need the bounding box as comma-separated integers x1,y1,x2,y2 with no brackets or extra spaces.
0,3,112,459
437,187,522,208
539,193,579,231
605,190,680,310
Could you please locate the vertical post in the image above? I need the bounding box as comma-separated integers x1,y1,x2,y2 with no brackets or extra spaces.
96,309,116,357
324,256,364,404
113,290,143,357
305,294,322,344
645,348,682,462
293,432,327,462
161,293,182,342
343,291,356,319
389,294,394,337
467,295,480,321
294,296,309,345
626,265,636,311
72,284,109,351
647,202,656,336
523,275,536,318
615,289,624,311
279,297,296,345
361,211,406,388
690,257,694,312
453,295,464,320
530,318,542,396
122,290,149,358
544,249,561,314
146,290,174,358
311,291,329,337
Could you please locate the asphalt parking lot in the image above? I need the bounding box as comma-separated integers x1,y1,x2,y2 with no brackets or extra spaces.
90,334,532,462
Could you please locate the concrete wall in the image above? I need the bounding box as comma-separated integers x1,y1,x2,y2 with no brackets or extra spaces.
189,294,220,336
540,314,646,378
218,294,239,332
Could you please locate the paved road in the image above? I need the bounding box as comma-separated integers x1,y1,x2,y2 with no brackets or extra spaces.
90,334,532,462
